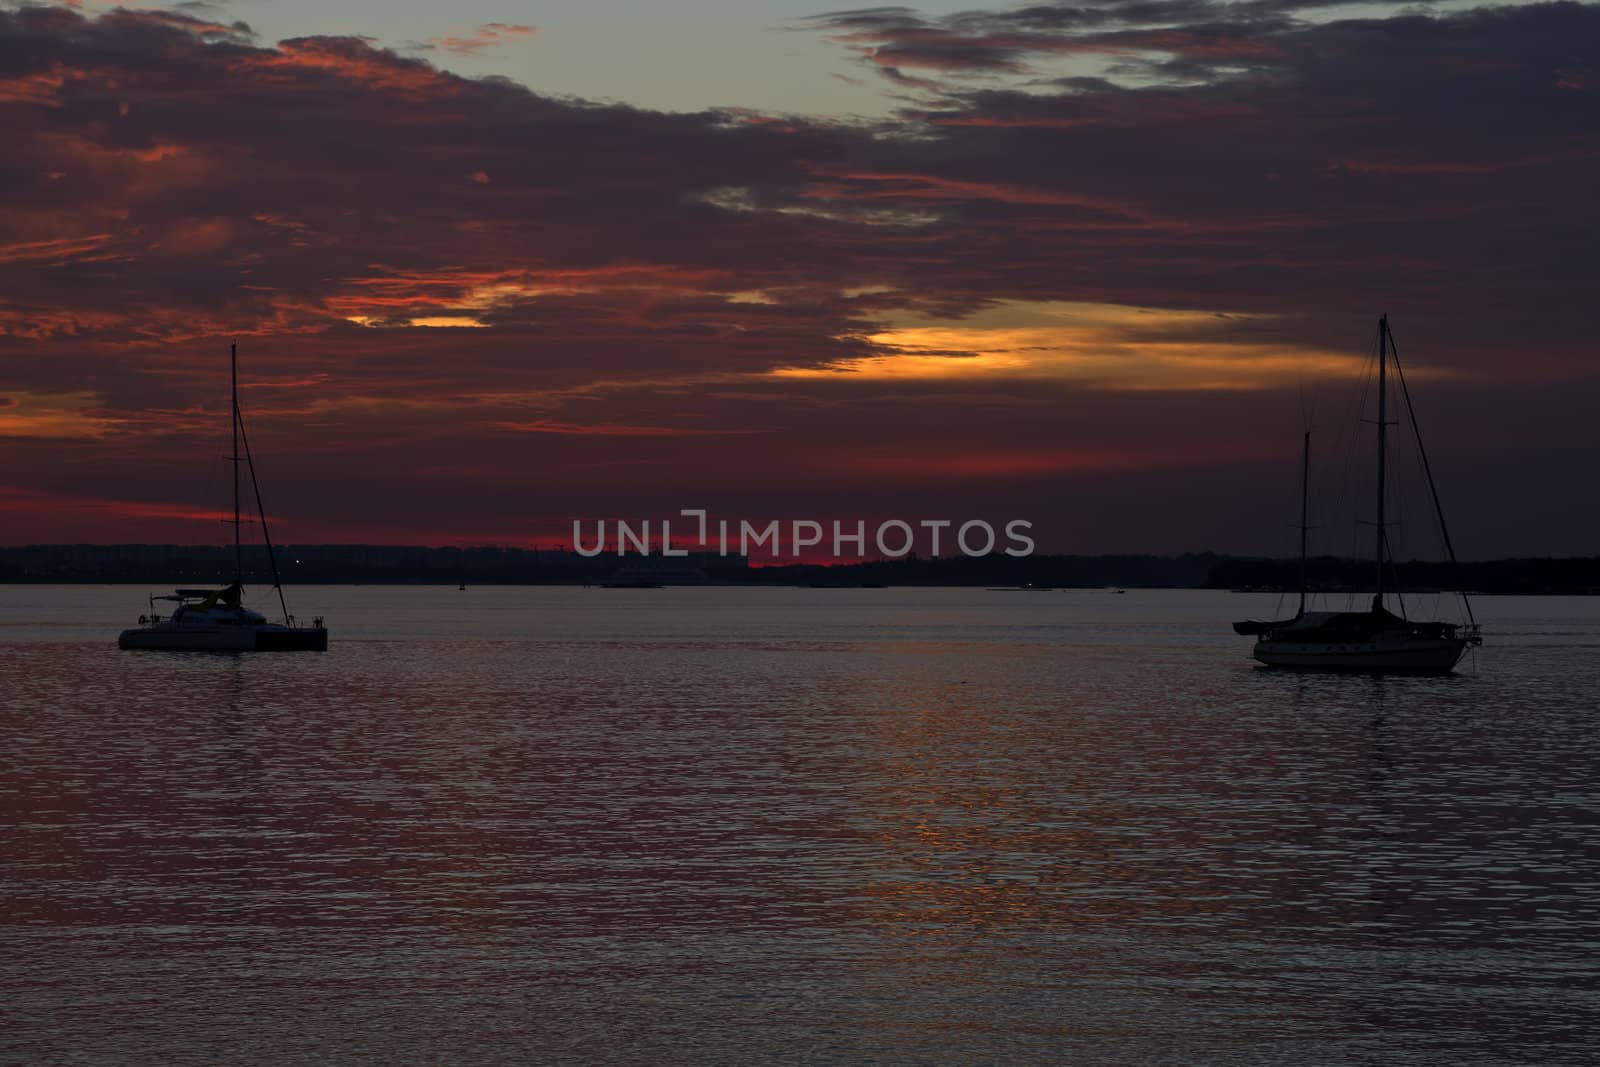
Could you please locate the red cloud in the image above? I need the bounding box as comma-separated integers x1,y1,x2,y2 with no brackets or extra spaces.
241,37,456,98
490,420,769,437
0,483,237,524
0,63,78,107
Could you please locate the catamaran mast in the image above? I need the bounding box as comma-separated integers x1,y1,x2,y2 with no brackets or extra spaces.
1375,316,1388,610
231,340,242,586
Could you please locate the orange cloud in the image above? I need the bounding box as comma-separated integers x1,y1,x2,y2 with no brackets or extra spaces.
0,391,121,438
772,301,1379,391
326,263,728,325
429,23,538,57
0,234,115,265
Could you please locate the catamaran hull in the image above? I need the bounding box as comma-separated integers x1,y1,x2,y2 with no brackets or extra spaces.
118,626,328,651
1252,637,1467,673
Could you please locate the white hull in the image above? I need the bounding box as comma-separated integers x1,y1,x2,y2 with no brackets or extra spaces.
118,623,327,652
1253,636,1467,672
120,626,253,651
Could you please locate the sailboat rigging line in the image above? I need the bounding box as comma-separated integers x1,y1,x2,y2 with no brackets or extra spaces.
234,371,293,625
1297,430,1310,616
1376,317,1389,609
231,341,242,585
1386,328,1478,630
1332,329,1378,610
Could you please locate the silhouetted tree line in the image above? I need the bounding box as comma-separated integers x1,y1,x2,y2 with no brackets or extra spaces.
0,544,1217,587
3,545,1597,592
742,553,1221,588
1207,555,1600,595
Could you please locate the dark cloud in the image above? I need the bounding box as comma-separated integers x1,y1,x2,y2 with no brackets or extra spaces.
0,2,1596,552
800,0,1341,78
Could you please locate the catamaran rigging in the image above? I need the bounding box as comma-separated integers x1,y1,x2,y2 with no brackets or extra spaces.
118,342,327,652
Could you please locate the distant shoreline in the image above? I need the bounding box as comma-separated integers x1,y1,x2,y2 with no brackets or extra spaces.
3,546,1598,596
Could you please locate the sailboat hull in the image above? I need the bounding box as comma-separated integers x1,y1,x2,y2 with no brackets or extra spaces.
1232,317,1482,673
1252,636,1467,673
118,625,327,652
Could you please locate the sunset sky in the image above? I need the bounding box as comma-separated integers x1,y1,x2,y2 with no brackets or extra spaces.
2,0,1596,556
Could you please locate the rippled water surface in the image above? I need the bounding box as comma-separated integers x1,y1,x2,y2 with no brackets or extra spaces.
4,586,1599,1064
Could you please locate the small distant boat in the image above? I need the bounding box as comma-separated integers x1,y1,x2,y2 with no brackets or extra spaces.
459,582,467,591
1233,316,1480,672
119,343,327,652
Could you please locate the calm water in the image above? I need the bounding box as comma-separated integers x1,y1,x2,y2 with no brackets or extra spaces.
3,585,1599,1065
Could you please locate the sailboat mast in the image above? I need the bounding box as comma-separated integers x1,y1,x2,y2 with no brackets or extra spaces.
1375,316,1388,608
1298,429,1310,615
231,340,241,585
